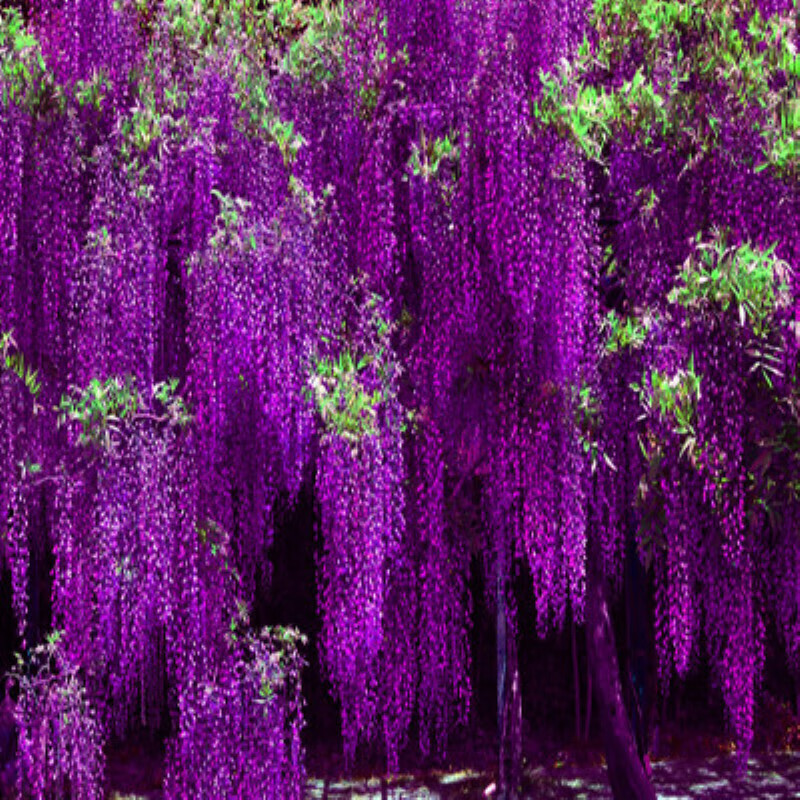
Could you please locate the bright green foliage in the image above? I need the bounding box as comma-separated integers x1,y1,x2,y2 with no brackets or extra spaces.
0,0,328,177
280,0,346,85
235,68,274,133
268,117,305,167
111,0,302,163
58,376,141,450
1,330,42,402
532,0,800,176
668,230,792,389
74,71,112,112
231,47,308,154
209,190,253,247
85,225,119,261
1,331,45,476
158,0,218,47
204,189,279,258
575,382,617,472
118,102,171,158
306,348,385,442
230,0,346,82
631,355,702,443
210,0,345,134
195,515,307,709
152,377,192,427
287,174,333,220
352,11,408,122
0,8,61,113
532,64,666,163
408,130,461,182
355,11,389,121
602,309,654,354
58,374,190,451
668,229,792,339
113,52,191,189
252,625,308,707
635,185,661,227
305,293,400,445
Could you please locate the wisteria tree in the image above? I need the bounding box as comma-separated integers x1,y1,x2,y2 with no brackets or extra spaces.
0,1,798,799
529,1,800,795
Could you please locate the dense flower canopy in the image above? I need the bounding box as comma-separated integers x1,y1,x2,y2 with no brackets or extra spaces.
0,0,799,796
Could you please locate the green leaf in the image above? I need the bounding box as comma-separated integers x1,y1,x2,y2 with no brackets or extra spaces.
13,32,37,51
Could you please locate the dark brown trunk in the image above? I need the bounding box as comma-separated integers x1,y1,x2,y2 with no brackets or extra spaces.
584,655,593,742
572,617,582,741
496,531,521,800
497,643,522,798
586,534,656,800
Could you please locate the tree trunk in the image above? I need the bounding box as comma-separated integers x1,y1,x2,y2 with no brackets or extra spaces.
584,656,593,742
572,617,582,741
496,531,521,800
586,534,656,800
625,528,654,764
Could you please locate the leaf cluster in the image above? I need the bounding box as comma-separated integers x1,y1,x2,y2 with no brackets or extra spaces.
268,116,305,167
204,190,258,253
74,70,112,113
280,0,346,85
0,8,61,114
668,229,792,339
408,130,461,183
602,309,654,354
306,346,385,442
251,625,307,709
198,514,307,715
532,64,667,162
353,14,408,122
58,374,190,452
1,329,42,403
223,0,344,140
305,291,403,447
631,354,702,442
8,629,105,799
574,381,617,473
531,0,800,176
58,375,140,451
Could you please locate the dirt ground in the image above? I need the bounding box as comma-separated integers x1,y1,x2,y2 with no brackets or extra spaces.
102,726,800,799
302,753,800,799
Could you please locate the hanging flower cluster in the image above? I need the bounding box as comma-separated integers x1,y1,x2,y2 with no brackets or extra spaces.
3,0,800,791
548,0,800,771
164,521,306,799
11,631,106,800
165,632,305,800
310,285,407,764
624,225,798,764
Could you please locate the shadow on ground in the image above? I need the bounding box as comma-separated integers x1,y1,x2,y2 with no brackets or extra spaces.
101,734,800,799
304,753,800,799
